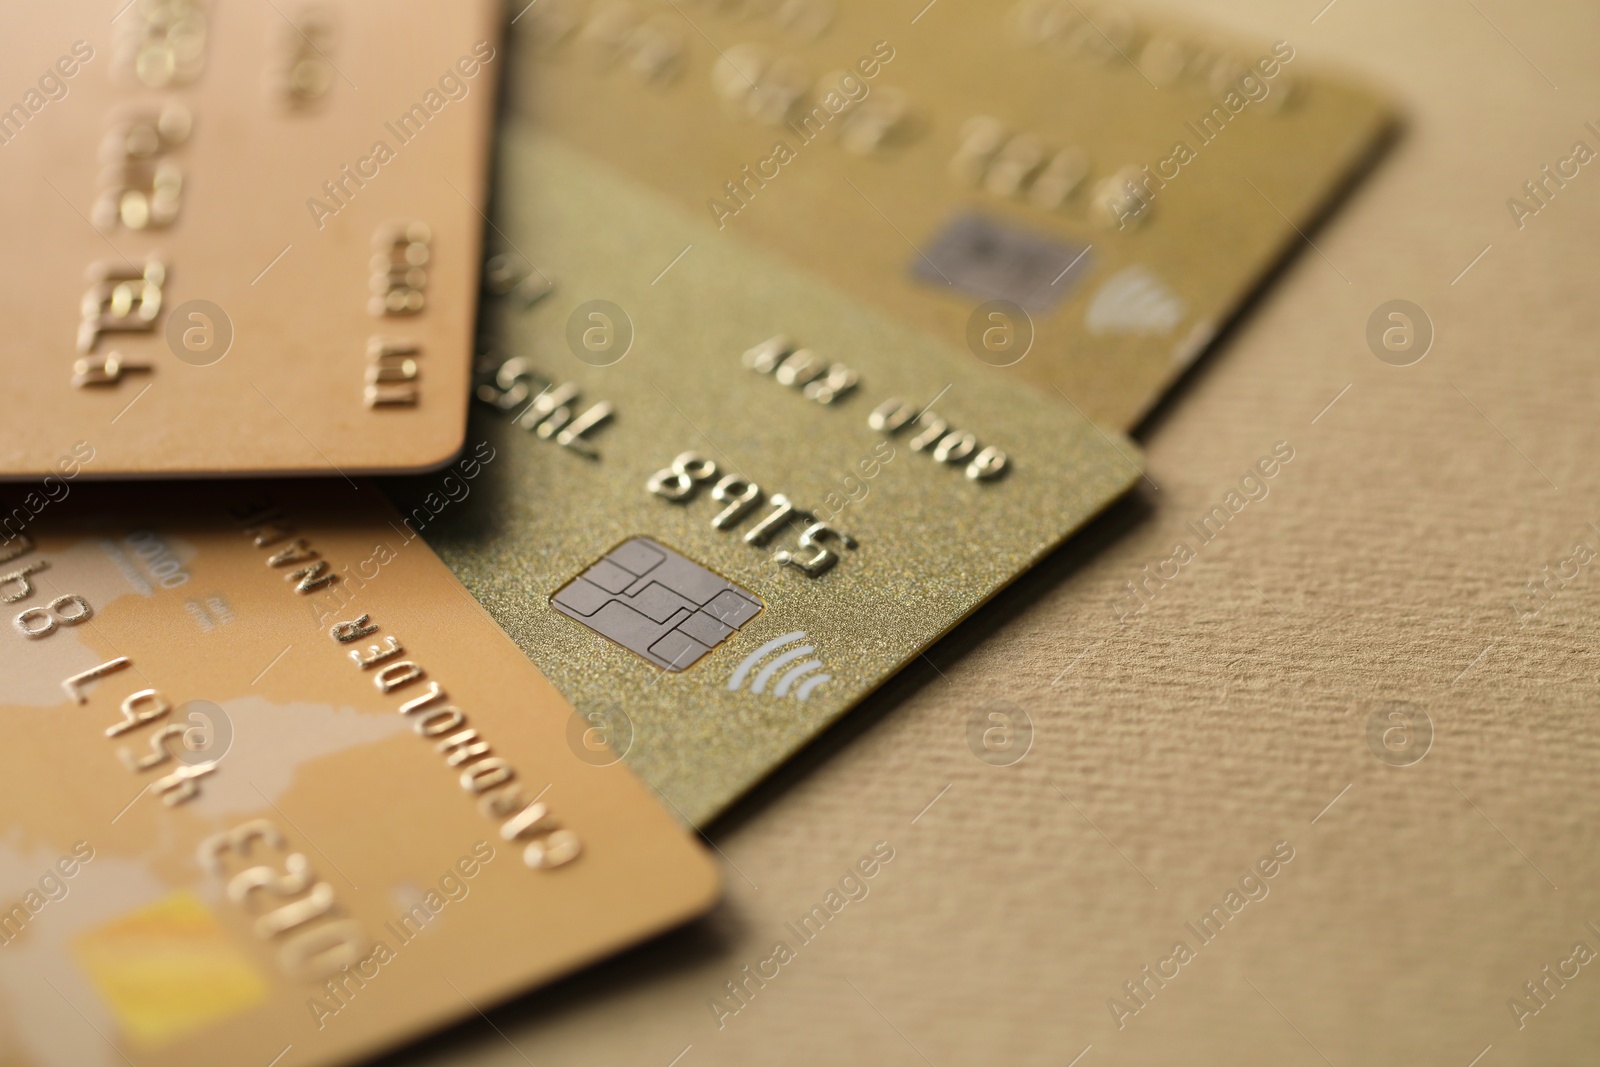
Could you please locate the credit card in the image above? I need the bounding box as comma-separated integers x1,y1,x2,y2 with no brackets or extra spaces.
511,0,1392,429
2,0,500,478
0,481,718,1067
387,131,1142,825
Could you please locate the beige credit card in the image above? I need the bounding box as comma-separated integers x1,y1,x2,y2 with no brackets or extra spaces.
386,130,1143,825
2,0,500,478
0,481,718,1067
513,0,1392,429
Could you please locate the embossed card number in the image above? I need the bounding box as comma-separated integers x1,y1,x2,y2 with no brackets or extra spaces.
647,452,853,578
0,485,720,1066
1,0,502,477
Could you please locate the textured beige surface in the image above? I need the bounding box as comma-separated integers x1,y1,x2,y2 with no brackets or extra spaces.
380,0,1600,1063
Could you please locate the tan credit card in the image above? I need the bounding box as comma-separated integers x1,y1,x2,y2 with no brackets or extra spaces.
386,130,1143,825
0,482,718,1067
512,0,1392,429
2,0,500,478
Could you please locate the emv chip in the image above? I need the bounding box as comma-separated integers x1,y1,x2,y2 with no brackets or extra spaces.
552,538,763,671
914,213,1092,313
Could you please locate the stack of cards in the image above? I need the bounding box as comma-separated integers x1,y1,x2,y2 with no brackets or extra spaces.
0,2,1389,1064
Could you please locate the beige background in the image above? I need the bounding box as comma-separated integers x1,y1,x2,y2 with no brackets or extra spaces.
382,0,1600,1063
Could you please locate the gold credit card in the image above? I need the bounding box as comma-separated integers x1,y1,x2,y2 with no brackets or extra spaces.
0,482,718,1067
512,0,1392,429
387,130,1143,825
2,1,501,478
